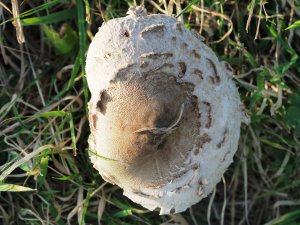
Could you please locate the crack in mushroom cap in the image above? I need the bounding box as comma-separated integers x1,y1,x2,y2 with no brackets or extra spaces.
86,7,241,215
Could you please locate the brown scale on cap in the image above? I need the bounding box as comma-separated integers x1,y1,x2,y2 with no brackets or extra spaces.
141,24,165,38
207,58,221,84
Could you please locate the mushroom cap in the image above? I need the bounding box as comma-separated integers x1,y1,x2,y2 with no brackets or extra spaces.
86,7,241,215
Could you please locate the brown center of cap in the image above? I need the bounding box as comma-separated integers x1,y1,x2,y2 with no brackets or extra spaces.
92,73,201,188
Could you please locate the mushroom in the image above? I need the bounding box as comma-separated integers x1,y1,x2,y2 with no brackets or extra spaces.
86,6,242,215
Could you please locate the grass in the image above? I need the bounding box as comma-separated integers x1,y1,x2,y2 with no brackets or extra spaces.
0,0,300,224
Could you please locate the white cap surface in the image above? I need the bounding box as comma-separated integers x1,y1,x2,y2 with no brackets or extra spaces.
86,7,241,215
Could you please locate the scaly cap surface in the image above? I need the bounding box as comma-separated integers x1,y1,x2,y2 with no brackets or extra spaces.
86,6,241,215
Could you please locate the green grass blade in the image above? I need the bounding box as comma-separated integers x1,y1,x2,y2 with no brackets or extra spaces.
286,20,300,30
86,149,118,162
37,156,49,187
54,173,79,181
32,110,66,118
111,197,133,210
76,0,89,113
0,183,36,192
267,24,296,55
0,0,63,26
69,112,77,156
20,0,63,18
265,209,300,225
257,180,300,199
176,0,199,18
113,209,133,218
80,188,93,225
21,8,77,26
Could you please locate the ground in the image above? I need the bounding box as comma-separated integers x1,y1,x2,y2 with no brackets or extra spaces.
0,0,300,225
